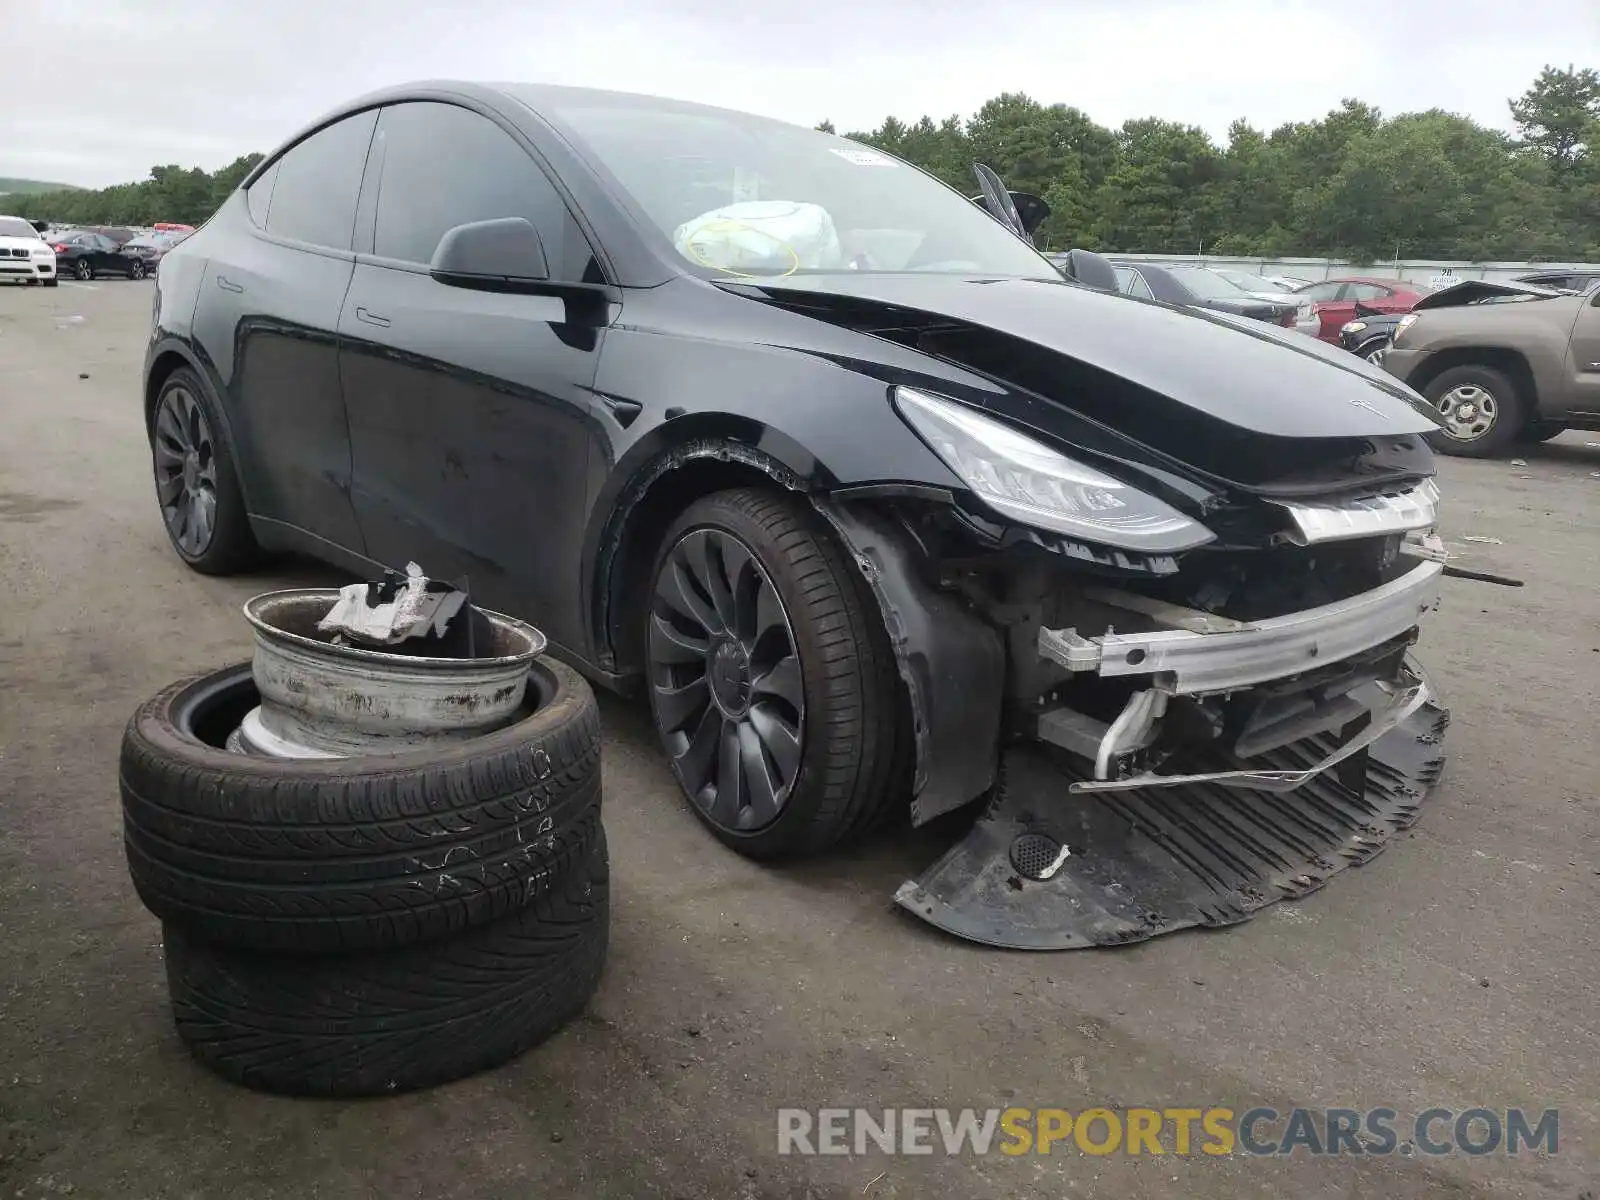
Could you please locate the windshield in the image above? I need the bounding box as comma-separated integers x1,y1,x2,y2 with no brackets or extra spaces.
1166,267,1252,301
0,216,40,239
544,99,1057,278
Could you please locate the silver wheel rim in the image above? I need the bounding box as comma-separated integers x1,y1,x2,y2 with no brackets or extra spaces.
152,385,219,557
1436,383,1497,441
648,527,806,833
75,259,91,279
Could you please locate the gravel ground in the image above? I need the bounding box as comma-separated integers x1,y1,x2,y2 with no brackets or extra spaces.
1,278,1596,1199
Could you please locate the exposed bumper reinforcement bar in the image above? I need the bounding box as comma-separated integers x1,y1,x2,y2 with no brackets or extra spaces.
1067,676,1428,794
1037,559,1442,695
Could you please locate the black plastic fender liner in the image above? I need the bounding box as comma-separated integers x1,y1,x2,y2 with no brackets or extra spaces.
894,660,1450,950
814,498,1006,826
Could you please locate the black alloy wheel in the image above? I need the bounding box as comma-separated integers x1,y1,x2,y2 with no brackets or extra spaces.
148,368,262,574
643,488,908,860
73,257,93,280
128,257,147,280
153,383,219,558
648,526,805,835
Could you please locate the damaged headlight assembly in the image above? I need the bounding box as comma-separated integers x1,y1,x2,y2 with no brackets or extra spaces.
892,387,1215,553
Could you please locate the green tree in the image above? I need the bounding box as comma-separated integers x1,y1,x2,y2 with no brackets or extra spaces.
1509,64,1600,176
1091,119,1224,253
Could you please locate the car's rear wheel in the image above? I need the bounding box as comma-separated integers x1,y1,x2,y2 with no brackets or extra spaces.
73,258,93,281
645,488,905,859
1421,365,1523,458
150,367,263,574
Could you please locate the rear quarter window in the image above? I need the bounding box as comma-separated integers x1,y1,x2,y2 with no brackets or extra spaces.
246,160,279,228
263,110,379,251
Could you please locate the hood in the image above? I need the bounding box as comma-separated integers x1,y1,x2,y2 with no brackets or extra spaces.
742,273,1436,439
0,235,50,252
1413,278,1569,309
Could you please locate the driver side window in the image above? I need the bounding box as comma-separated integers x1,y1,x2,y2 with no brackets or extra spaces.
1299,282,1344,301
368,101,600,282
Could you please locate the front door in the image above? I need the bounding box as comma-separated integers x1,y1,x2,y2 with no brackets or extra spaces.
337,100,612,655
1567,294,1600,415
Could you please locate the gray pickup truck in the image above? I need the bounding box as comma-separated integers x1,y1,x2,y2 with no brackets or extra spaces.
1382,278,1600,456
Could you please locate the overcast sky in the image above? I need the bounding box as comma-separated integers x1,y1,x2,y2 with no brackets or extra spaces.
3,0,1596,187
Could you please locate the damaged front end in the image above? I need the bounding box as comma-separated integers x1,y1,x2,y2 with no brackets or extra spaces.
816,429,1451,951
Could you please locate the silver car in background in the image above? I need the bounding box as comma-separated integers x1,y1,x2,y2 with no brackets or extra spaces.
1214,269,1320,337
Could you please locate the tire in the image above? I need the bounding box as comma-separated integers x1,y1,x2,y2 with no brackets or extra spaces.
165,821,608,1097
644,487,906,860
1357,338,1389,361
1421,365,1524,458
1516,420,1566,443
121,658,603,953
73,258,93,280
128,259,147,281
43,278,58,288
149,365,264,574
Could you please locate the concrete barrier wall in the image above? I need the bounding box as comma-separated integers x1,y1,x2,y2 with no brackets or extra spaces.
1049,252,1600,289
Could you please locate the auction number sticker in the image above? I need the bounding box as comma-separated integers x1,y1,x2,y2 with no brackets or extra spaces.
829,147,896,167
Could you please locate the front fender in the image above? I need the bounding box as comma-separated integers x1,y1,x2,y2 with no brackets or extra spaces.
581,328,980,664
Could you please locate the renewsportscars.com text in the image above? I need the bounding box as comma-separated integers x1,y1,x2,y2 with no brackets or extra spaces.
776,1106,1560,1158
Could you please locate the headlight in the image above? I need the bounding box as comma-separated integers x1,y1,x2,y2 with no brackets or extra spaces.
1342,319,1367,334
893,386,1214,552
1394,313,1419,340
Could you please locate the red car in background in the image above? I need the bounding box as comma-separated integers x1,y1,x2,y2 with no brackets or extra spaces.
1294,276,1429,342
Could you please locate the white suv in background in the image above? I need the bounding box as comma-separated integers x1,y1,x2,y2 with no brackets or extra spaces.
0,215,58,286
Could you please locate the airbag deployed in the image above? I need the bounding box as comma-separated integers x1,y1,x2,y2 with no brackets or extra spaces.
674,201,843,274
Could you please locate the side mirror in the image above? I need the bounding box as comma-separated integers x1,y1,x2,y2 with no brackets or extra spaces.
429,217,549,291
1059,248,1119,292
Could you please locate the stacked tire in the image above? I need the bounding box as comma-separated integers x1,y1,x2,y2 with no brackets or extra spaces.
118,657,608,1097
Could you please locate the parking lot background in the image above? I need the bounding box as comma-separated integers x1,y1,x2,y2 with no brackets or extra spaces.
1,280,1596,1198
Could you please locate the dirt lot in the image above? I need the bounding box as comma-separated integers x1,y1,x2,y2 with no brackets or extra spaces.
0,278,1596,1199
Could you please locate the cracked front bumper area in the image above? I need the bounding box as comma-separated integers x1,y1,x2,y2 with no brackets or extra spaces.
896,658,1449,951
820,492,1452,950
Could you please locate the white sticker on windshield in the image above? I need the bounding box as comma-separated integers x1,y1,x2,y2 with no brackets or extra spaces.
829,147,896,167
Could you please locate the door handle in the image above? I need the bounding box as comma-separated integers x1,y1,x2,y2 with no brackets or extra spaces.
215,274,243,293
355,306,390,328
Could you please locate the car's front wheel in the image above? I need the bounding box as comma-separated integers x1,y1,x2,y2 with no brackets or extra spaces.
645,488,905,859
73,258,93,281
1422,365,1523,458
128,258,147,281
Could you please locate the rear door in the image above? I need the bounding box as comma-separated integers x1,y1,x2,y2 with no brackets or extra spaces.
336,99,611,651
1297,280,1347,339
189,109,377,552
1353,281,1412,315
88,233,122,273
